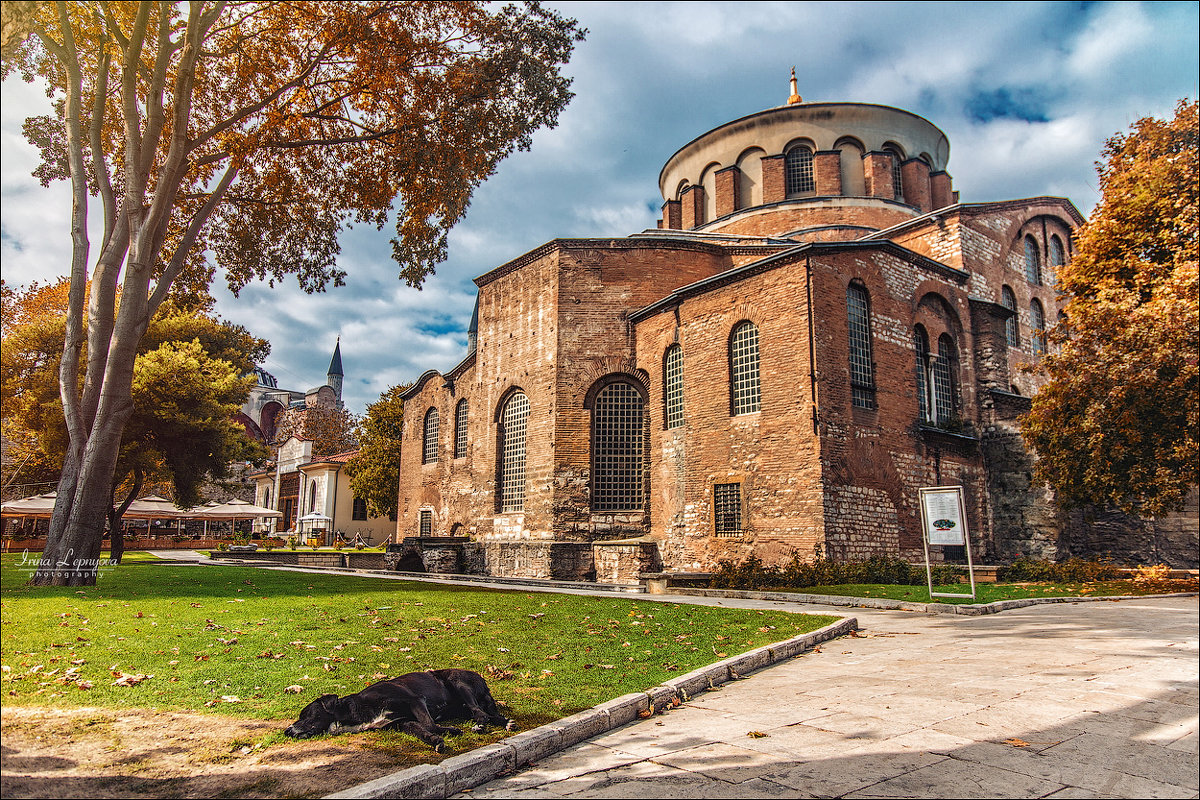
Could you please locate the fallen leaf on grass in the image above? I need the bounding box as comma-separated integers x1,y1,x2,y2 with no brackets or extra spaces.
112,672,150,686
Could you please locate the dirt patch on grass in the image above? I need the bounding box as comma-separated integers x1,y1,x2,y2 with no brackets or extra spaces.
0,706,439,799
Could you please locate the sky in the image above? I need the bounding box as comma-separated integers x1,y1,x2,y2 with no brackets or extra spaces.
2,1,1198,416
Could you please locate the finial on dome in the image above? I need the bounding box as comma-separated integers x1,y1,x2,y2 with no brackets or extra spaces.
787,67,802,105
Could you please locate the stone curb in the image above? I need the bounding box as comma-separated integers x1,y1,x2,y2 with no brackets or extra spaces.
664,587,1199,615
324,616,856,799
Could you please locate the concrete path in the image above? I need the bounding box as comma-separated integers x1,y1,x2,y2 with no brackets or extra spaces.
460,596,1198,799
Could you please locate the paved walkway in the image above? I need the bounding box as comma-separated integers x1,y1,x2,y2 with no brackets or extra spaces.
459,596,1198,799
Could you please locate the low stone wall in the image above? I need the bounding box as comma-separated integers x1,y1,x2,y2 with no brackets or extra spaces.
481,541,596,581
207,550,388,569
594,539,660,584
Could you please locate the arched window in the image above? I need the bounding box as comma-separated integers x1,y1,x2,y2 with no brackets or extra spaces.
934,334,959,423
729,321,761,415
497,392,529,512
308,480,317,513
1030,299,1046,356
422,407,439,464
663,345,684,429
836,137,865,196
262,487,271,510
785,145,814,196
591,382,646,512
1001,286,1019,348
846,283,876,408
884,145,905,199
454,399,469,459
1049,235,1065,286
1024,235,1042,285
914,325,931,422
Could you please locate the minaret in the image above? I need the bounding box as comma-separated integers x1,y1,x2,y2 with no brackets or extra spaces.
327,337,344,405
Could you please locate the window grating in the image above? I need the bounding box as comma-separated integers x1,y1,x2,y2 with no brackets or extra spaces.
730,322,761,415
847,284,876,408
498,392,529,512
419,509,432,537
664,345,684,429
889,151,904,199
1024,236,1042,285
785,147,814,195
915,326,931,422
713,483,743,537
422,407,439,464
1030,300,1046,356
1001,286,1019,348
454,399,469,459
591,382,645,512
934,335,957,424
1048,236,1064,287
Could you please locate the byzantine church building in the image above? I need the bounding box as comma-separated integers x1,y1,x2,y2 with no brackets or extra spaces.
397,76,1198,582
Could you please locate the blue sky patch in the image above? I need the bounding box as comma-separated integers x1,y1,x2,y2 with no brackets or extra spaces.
965,87,1052,124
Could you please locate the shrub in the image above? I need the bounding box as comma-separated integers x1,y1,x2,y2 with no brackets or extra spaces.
997,557,1122,583
711,552,965,590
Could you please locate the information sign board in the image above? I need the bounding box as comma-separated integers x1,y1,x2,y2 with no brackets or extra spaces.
919,485,976,600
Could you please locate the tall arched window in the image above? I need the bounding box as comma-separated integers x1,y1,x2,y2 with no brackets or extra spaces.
497,392,529,512
1024,235,1042,285
884,145,904,199
1030,299,1046,356
1049,235,1065,287
846,283,876,408
784,145,814,195
663,345,684,429
308,480,317,513
454,399,469,459
1001,286,1019,348
422,407,439,464
914,325,931,422
729,321,761,415
934,334,959,423
591,382,646,512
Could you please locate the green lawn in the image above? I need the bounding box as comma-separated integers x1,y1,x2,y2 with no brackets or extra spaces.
0,555,837,730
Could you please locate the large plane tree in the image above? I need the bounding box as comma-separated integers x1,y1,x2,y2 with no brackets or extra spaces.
1,1,584,584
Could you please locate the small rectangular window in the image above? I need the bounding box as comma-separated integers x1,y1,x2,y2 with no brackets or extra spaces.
419,509,432,537
713,482,743,537
352,497,368,521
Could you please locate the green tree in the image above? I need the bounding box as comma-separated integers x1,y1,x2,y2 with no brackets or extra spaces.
345,384,408,521
2,279,270,560
1021,99,1199,516
2,2,583,584
272,403,360,459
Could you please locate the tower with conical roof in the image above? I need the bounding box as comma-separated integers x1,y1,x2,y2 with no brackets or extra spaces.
327,337,344,405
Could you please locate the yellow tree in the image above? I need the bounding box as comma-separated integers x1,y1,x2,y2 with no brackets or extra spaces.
1022,100,1199,516
2,2,583,584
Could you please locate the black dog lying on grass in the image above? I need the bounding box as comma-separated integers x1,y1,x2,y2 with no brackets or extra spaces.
284,669,516,751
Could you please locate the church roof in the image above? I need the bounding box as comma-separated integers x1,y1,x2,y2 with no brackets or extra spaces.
327,338,343,376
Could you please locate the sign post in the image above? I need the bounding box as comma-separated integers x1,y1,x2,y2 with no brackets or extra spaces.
919,485,976,600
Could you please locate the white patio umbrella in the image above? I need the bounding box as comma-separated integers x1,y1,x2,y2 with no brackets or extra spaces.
119,494,186,539
0,492,57,517
196,498,283,537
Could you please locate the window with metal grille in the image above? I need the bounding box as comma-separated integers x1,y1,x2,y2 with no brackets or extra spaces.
454,399,469,459
729,321,761,415
1030,299,1046,356
1001,286,1019,348
352,497,367,521
663,345,684,429
846,283,876,408
422,407,439,464
1048,235,1065,287
915,326,931,422
1024,235,1042,285
934,334,958,423
785,146,814,195
591,382,645,512
713,482,743,537
419,509,432,536
887,149,904,199
497,392,529,512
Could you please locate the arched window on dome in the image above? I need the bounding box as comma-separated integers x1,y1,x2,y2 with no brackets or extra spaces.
846,283,876,409
883,144,905,200
663,345,684,429
784,145,815,196
1024,235,1042,285
591,381,646,513
729,321,761,415
1030,299,1046,356
1001,285,1019,348
422,407,439,464
496,391,529,512
835,137,865,196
